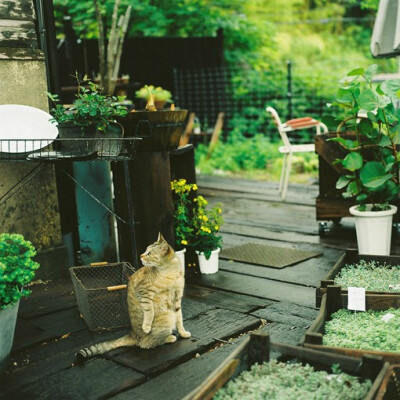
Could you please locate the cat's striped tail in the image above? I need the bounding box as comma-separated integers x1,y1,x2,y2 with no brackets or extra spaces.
75,334,137,364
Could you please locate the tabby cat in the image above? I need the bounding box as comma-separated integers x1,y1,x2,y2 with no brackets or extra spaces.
76,233,191,362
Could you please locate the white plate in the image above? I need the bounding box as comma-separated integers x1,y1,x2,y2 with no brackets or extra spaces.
0,104,58,153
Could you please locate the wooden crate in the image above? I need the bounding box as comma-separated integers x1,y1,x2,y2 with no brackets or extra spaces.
316,249,400,307
183,332,389,400
305,286,400,364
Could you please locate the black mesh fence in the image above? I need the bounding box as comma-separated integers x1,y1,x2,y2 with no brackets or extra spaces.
173,63,348,144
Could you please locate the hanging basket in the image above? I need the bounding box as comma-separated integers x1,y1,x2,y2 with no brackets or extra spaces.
117,109,188,152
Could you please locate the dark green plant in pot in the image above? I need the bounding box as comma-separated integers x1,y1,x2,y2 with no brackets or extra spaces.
47,77,128,133
0,233,40,309
324,65,400,211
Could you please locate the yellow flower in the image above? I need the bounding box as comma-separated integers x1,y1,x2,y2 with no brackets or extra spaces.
181,239,188,245
215,225,219,230
193,184,198,191
178,179,186,186
217,208,222,214
202,215,208,222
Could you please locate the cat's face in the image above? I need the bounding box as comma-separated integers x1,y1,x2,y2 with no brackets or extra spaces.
140,233,172,267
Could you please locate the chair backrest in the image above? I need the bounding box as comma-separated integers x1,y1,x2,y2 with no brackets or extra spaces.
266,106,291,148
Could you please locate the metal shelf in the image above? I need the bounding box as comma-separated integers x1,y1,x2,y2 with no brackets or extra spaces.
0,137,141,162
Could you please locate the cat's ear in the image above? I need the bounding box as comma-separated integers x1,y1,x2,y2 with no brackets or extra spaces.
157,232,166,243
160,240,172,256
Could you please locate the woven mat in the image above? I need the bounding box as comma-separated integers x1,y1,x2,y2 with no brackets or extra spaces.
220,243,322,269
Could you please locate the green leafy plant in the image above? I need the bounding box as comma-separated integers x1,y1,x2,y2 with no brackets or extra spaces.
214,359,372,400
191,195,223,259
324,308,400,353
47,77,128,132
334,260,400,292
324,64,400,211
171,179,198,251
135,85,173,103
0,233,40,309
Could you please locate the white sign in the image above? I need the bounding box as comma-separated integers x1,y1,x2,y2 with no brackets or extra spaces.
382,313,395,323
347,287,366,311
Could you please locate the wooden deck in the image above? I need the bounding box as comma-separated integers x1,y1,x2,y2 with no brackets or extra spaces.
1,175,392,399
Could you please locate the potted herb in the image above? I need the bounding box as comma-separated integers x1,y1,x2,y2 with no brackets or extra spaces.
171,179,198,270
118,85,187,152
47,78,128,155
0,233,40,372
324,64,400,255
135,85,173,110
192,195,223,274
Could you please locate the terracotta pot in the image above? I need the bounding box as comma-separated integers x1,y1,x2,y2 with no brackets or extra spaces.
117,109,188,152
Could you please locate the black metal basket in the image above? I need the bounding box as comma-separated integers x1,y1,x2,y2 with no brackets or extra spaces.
69,262,135,331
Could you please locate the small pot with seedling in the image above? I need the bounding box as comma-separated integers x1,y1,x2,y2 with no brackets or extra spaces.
117,85,187,152
324,65,400,255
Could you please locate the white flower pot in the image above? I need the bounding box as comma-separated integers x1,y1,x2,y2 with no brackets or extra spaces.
175,248,186,271
196,248,220,274
349,204,397,255
0,300,20,373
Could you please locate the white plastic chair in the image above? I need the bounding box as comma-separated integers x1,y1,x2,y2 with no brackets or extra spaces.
266,106,328,200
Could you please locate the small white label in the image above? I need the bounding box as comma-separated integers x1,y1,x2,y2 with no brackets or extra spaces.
348,287,366,311
389,284,400,290
381,313,395,323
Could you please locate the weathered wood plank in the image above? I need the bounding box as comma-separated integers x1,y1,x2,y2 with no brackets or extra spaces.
192,270,316,307
252,302,318,328
107,308,260,375
3,329,126,392
0,45,44,59
2,358,145,400
19,294,77,319
111,335,250,400
13,307,87,351
0,0,34,20
185,284,270,313
182,297,215,319
0,19,37,48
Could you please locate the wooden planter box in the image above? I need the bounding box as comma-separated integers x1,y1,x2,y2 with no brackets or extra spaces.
305,286,400,364
184,332,389,400
376,364,400,399
316,249,400,307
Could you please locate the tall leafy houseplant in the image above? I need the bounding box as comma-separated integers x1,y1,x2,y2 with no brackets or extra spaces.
0,234,40,371
325,65,400,254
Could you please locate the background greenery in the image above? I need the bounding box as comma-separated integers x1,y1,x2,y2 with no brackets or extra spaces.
54,0,396,180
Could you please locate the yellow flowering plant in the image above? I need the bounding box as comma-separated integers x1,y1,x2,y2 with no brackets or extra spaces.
191,195,223,259
171,179,198,251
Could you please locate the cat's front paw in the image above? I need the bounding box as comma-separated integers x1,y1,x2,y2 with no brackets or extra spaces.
180,330,191,338
142,322,152,333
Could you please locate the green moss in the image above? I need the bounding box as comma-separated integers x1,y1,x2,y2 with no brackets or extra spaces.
214,360,371,400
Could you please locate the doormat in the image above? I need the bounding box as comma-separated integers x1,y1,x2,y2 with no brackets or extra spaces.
220,243,322,269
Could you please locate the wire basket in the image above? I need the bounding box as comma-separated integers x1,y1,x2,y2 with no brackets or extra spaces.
69,262,135,331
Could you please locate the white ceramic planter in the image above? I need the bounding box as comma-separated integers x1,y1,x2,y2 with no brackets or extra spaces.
175,248,186,271
196,248,220,274
0,300,20,373
349,204,397,255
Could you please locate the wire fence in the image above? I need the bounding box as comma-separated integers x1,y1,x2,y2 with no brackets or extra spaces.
173,61,397,144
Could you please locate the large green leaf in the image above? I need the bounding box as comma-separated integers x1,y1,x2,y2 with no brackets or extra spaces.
342,152,363,171
360,162,393,188
364,64,378,80
347,67,364,76
381,79,400,98
357,119,373,135
358,89,390,111
336,175,352,189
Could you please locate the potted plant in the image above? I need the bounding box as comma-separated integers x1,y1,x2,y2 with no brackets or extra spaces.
191,195,223,274
324,64,400,255
47,78,128,155
118,85,187,152
0,233,40,372
135,85,173,110
171,179,198,270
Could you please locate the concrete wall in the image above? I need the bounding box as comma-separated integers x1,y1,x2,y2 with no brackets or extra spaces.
0,59,63,250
